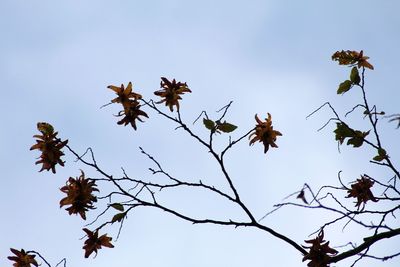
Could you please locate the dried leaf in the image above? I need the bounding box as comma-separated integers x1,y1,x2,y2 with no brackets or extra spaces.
154,77,191,111
83,228,114,258
346,175,378,207
249,113,282,154
60,171,98,220
30,122,68,173
332,50,374,70
296,190,308,204
8,248,38,267
302,230,338,267
116,100,149,130
108,82,142,106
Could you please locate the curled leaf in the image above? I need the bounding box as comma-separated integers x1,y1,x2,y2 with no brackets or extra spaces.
332,50,374,70
83,228,114,258
116,100,149,130
108,82,142,105
60,171,98,220
107,82,147,130
302,230,338,267
346,175,378,208
30,122,68,173
154,77,191,111
8,248,38,267
350,67,361,85
249,113,282,154
297,190,308,204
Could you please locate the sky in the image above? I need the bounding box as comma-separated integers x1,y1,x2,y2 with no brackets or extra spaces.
1,1,400,266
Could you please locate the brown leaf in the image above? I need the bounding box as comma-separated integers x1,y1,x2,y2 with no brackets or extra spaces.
249,113,282,154
82,228,114,258
302,230,338,267
60,171,98,220
297,190,308,204
346,175,378,208
108,82,142,106
154,77,191,111
30,122,68,173
332,50,374,70
107,82,147,130
115,100,149,130
8,248,39,267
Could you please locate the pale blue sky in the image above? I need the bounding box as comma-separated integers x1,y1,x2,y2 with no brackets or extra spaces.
1,1,399,266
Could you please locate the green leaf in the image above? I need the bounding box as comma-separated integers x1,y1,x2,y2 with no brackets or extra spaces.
111,212,126,223
334,123,353,144
378,148,387,156
37,122,54,135
346,130,369,148
373,148,387,162
203,118,215,130
110,203,124,212
334,123,369,147
350,67,361,85
337,80,352,94
216,121,237,133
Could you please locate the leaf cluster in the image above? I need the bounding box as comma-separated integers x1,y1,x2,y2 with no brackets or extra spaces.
203,118,237,133
302,231,338,267
332,50,374,70
59,171,99,220
82,228,114,258
337,67,361,94
8,248,38,267
346,175,377,208
154,77,192,111
108,82,148,130
334,122,370,147
18,50,400,267
30,122,68,173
